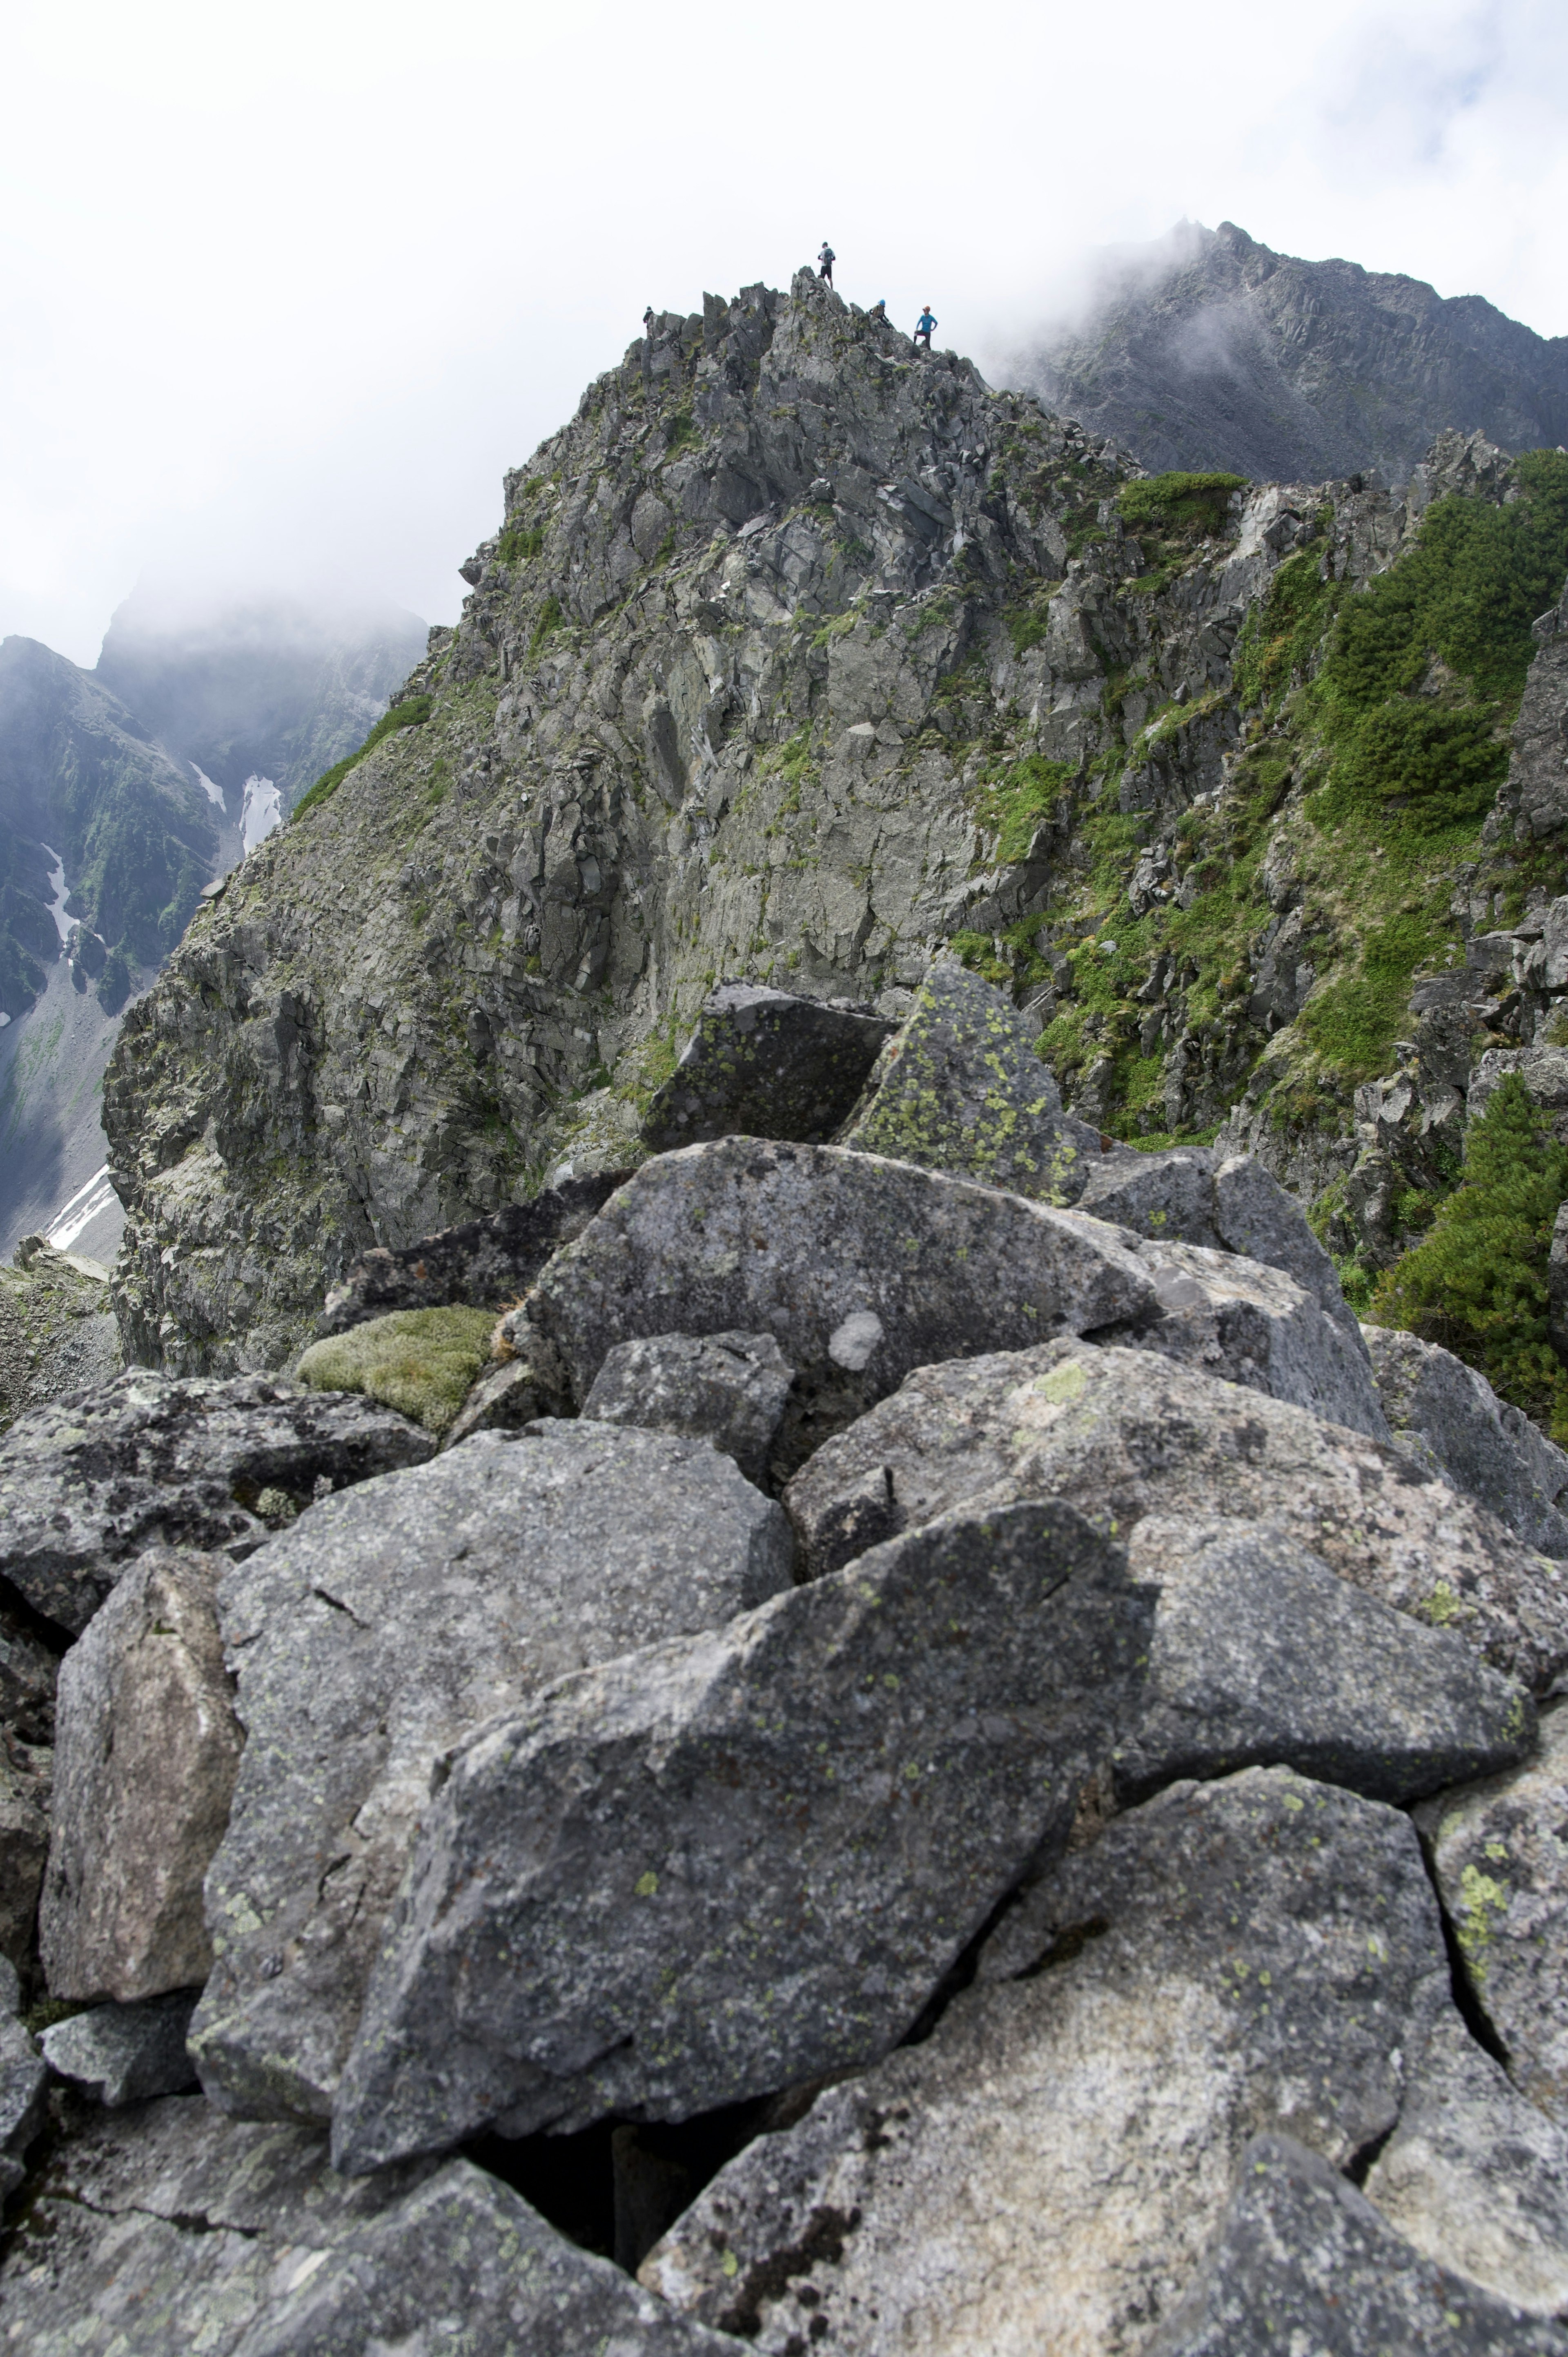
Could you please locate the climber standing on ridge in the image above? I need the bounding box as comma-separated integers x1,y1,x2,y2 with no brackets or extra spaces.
869,299,887,322
913,303,938,353
642,305,655,338
818,241,835,287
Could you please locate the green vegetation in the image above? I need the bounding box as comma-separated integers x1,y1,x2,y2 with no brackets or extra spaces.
96,946,133,1015
294,1305,497,1436
969,754,1075,864
498,520,545,566
528,595,566,660
1371,1075,1568,1436
1117,471,1247,543
292,695,433,823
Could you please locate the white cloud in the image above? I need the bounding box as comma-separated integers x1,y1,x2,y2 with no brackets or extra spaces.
2,0,1563,665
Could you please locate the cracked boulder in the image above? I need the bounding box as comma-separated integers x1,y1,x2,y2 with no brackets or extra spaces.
1112,1516,1534,1806
40,1547,242,2003
1416,1703,1568,2122
331,1499,1154,2173
503,1138,1158,1473
783,1338,1568,1689
189,1423,793,2125
639,982,893,1151
641,1768,1450,2355
0,1370,436,1635
581,1329,796,1485
1365,1323,1568,1556
1146,2131,1566,2357
836,955,1100,1204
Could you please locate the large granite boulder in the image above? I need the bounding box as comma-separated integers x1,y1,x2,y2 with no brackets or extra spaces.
190,1423,793,2124
40,1547,242,2002
316,1169,630,1337
782,1338,1568,1689
1417,1703,1568,2121
40,1991,200,2107
1365,1322,1568,1556
581,1329,796,1485
640,1769,1451,2353
1114,1515,1533,1806
836,955,1100,1204
331,1499,1154,2173
639,982,893,1151
0,1370,435,1635
501,1138,1158,1471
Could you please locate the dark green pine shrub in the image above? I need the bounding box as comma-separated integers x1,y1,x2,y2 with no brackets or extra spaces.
1371,1073,1568,1436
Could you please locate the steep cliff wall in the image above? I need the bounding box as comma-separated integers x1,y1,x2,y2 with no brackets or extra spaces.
103,271,1568,1372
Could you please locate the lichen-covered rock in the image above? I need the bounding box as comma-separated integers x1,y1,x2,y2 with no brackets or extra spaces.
40,1991,200,2107
640,1770,1450,2354
782,1338,1568,1688
331,1500,1153,2173
40,1547,242,2003
0,1603,57,1746
0,1740,49,1981
439,1355,543,1448
581,1329,795,1483
1113,1516,1533,1805
505,1138,1158,1471
837,955,1100,1202
190,1423,793,2124
1363,2011,1568,2317
1145,2132,1567,2357
0,2009,46,2206
315,1169,630,1336
294,1305,497,1436
0,1369,436,1635
640,983,892,1150
1366,1323,1568,1555
0,1245,120,1437
1417,1704,1568,2121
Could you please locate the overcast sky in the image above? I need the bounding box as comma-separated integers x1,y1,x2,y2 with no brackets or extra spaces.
4,0,1565,667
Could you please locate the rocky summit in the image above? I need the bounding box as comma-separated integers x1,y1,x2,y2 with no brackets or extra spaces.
7,265,1568,2351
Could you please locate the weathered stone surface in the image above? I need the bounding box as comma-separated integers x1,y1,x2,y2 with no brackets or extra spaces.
0,2092,434,2352
1144,2131,1568,2357
0,2010,45,2205
228,2161,737,2357
1366,1322,1568,1555
40,1547,242,2003
191,1423,793,2124
640,983,892,1151
439,1354,543,1448
295,1306,497,1436
1364,2010,1568,2317
1078,1143,1223,1242
783,1338,1568,1688
505,1138,1158,1471
0,1370,435,1635
1131,1234,1388,1436
40,1991,199,2106
641,1769,1450,2353
837,955,1100,1203
316,1169,630,1336
1417,1704,1568,2121
1471,1043,1568,1148
582,1329,795,1484
332,1500,1154,2172
1113,1516,1533,1805
0,1246,120,1439
0,1742,49,1980
0,1604,56,1746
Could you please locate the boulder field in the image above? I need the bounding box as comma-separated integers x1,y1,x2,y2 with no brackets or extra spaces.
5,961,1568,2353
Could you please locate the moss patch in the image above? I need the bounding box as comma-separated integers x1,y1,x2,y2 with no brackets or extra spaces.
292,696,433,823
296,1306,497,1435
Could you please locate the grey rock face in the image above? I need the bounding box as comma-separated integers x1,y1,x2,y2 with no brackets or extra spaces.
581,1329,795,1483
191,1423,793,2124
315,1169,630,1337
508,1138,1158,1471
40,1991,199,2106
837,955,1100,1204
1364,2010,1568,2317
40,1547,242,2002
0,1603,57,1745
0,2092,434,2353
782,1338,1568,1688
439,1354,543,1448
0,1369,435,1635
1114,1516,1533,1805
1366,1323,1568,1555
0,2010,46,2205
642,1768,1450,2353
640,983,893,1151
1493,580,1568,845
0,1247,120,1439
1417,1704,1568,2121
332,1499,1154,2172
0,1741,49,1980
227,2160,737,2357
1131,1234,1388,1437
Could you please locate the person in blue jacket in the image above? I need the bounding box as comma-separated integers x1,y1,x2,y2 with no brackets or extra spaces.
913,305,938,352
